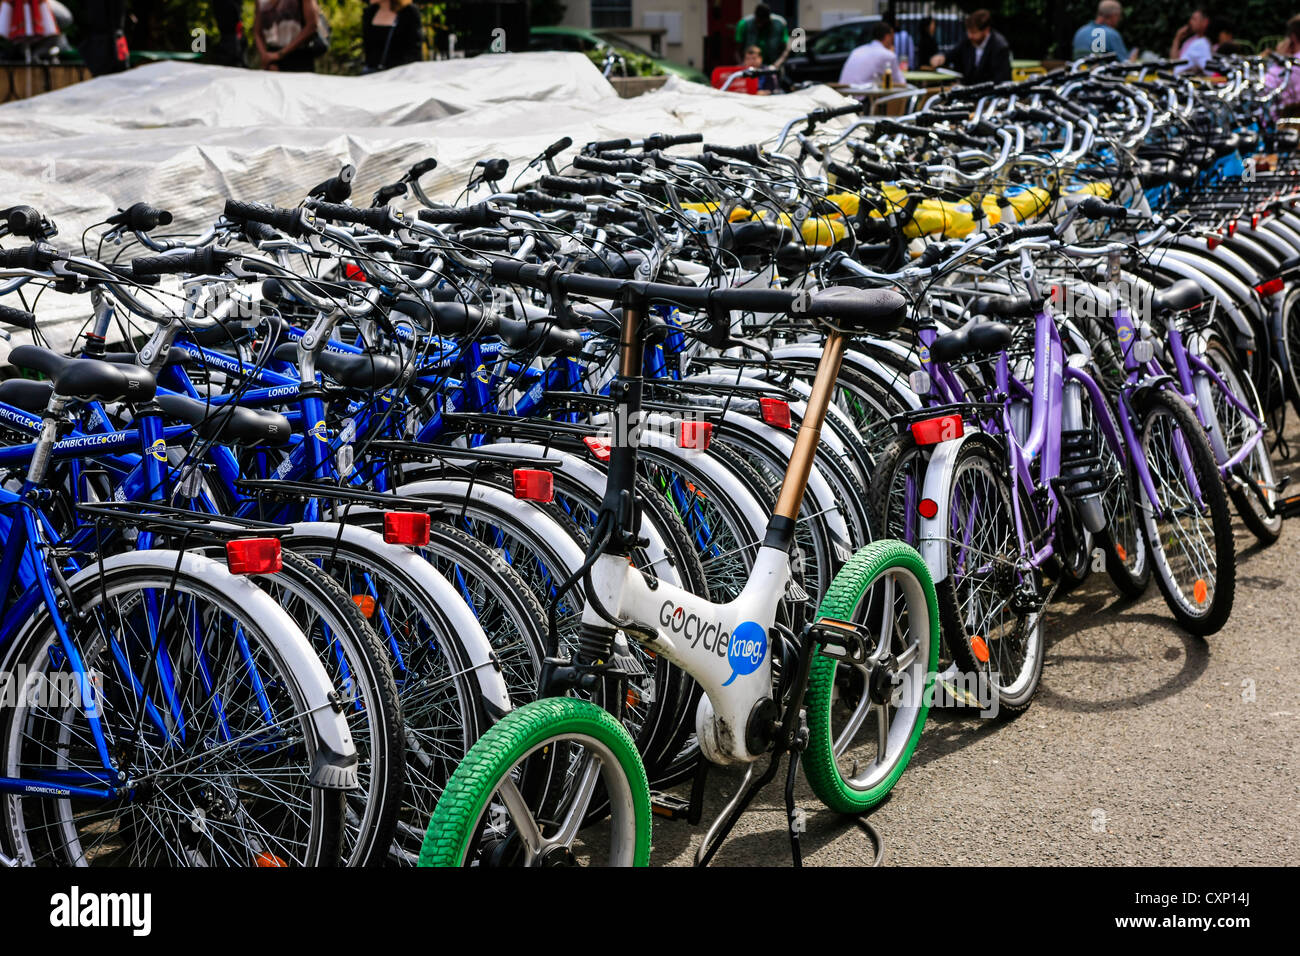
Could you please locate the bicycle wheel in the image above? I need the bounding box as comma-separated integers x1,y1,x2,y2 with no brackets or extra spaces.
804,541,939,813
1089,389,1150,597
283,523,499,865
0,551,347,866
419,698,652,867
934,434,1045,714
1133,388,1236,635
1196,335,1282,544
238,548,404,868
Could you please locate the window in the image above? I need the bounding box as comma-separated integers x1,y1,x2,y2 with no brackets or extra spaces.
591,0,632,29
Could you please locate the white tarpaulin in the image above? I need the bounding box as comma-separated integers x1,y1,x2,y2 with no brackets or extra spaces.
0,52,852,349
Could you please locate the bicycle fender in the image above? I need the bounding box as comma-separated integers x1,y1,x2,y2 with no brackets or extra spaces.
917,431,976,582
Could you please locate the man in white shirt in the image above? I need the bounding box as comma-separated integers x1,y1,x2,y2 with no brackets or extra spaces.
1170,7,1212,73
839,20,907,88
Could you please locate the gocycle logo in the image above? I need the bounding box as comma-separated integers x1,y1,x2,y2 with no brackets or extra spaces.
309,420,329,442
1117,323,1134,344
724,621,768,686
149,438,168,462
50,886,151,936
918,345,931,365
659,600,730,659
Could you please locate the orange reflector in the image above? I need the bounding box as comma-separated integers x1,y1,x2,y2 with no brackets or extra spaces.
917,497,939,519
344,263,368,283
1194,579,1208,604
911,414,963,446
759,397,792,429
678,420,714,450
1116,543,1127,562
225,538,282,575
971,635,990,663
352,594,376,618
583,435,612,461
626,689,640,709
383,511,430,547
512,468,554,503
1255,277,1285,298
254,851,287,867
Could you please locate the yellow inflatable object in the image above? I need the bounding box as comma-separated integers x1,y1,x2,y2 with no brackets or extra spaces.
1003,186,1052,222
801,215,848,246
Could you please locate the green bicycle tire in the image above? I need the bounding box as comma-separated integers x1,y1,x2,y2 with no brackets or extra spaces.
804,540,939,814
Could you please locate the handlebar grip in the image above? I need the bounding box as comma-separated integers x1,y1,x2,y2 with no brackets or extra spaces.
0,303,37,330
859,160,899,181
709,286,797,313
491,259,546,286
682,152,725,172
0,244,56,270
109,201,174,233
543,136,573,160
1008,222,1058,241
594,205,643,227
517,191,588,213
1078,196,1129,220
131,247,238,277
416,203,502,226
372,183,408,206
539,175,615,197
915,109,970,126
238,219,279,244
572,154,639,174
309,164,356,204
588,137,632,153
408,157,439,180
704,143,762,164
308,200,396,233
459,234,511,252
827,161,862,190
642,132,704,151
807,102,866,123
915,242,952,269
223,200,311,238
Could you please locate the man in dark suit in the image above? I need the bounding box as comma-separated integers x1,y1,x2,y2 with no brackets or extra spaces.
928,8,1012,84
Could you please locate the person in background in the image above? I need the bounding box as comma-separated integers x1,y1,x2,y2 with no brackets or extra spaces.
915,15,938,68
887,15,914,70
839,19,906,88
1211,18,1235,53
1266,14,1300,116
1073,1,1131,60
1169,7,1212,73
742,44,777,93
735,2,790,70
78,0,128,75
363,0,423,72
211,0,246,66
929,8,1011,84
254,0,320,72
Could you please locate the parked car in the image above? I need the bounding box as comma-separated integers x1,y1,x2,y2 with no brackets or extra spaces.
528,25,708,84
783,16,883,85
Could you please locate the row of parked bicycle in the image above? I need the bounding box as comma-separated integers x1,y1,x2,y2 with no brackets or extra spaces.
0,50,1296,867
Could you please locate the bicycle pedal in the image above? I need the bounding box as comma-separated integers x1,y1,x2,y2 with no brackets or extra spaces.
650,791,692,821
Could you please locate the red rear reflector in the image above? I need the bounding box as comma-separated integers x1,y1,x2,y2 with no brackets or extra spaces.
910,414,963,446
917,498,939,519
1206,235,1220,250
226,537,282,575
1229,221,1238,236
344,263,368,282
759,397,792,429
384,511,430,547
1249,216,1257,231
678,421,713,450
583,436,612,461
1256,277,1285,297
512,468,554,503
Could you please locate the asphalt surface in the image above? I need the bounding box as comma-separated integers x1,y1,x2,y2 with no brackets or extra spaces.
651,437,1300,867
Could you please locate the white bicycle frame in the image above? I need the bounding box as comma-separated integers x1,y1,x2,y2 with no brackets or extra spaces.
581,544,790,766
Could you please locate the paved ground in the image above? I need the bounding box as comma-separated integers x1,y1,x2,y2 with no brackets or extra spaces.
651,449,1300,867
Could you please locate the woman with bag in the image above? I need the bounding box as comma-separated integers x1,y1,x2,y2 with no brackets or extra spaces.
254,0,325,73
362,0,423,73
